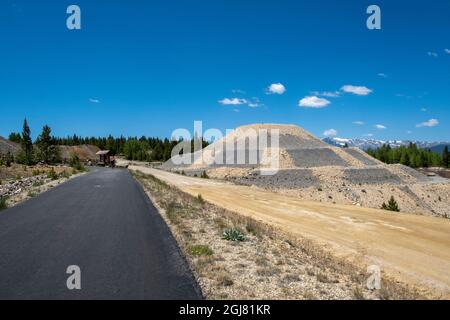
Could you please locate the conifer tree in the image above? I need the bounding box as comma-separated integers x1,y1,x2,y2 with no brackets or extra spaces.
443,146,449,168
20,118,34,165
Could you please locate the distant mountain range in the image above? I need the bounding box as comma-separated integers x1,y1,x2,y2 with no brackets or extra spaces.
323,137,450,153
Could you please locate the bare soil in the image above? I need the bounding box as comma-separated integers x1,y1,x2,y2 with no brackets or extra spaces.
131,166,450,299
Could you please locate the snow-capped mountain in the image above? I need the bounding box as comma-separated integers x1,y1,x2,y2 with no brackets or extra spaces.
323,137,450,151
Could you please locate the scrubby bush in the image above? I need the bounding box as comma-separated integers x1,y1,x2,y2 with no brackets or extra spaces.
61,170,71,179
69,153,85,172
197,194,205,204
381,196,400,212
47,168,58,180
32,181,44,187
222,228,246,242
188,245,214,256
0,197,8,211
200,171,209,179
0,152,14,167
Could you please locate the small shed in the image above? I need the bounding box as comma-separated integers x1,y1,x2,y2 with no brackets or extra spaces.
96,150,111,166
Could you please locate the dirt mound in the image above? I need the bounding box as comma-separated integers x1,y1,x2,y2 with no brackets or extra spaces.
162,124,449,217
0,137,20,156
59,145,100,162
163,124,373,170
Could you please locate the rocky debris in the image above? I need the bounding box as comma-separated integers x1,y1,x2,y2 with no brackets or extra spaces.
0,175,49,198
342,148,380,166
160,124,450,218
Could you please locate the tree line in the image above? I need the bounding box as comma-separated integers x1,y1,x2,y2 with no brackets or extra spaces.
5,119,209,165
5,119,62,165
366,143,449,168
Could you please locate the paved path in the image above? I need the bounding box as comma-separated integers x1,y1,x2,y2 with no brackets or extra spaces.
0,168,202,300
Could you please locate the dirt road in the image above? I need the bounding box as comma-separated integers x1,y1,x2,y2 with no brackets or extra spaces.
131,166,450,297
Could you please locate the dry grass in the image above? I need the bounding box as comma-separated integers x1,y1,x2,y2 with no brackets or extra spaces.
0,163,68,182
132,170,427,300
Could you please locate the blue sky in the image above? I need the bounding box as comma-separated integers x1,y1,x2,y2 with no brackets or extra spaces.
0,0,449,141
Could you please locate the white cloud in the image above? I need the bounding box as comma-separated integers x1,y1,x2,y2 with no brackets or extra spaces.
266,83,286,95
420,107,427,112
89,98,100,103
416,119,439,128
378,73,388,78
353,121,365,125
374,124,386,129
298,96,331,108
247,97,261,108
445,49,450,54
427,51,438,57
341,85,373,96
233,109,240,113
407,130,413,134
364,133,374,137
311,91,340,98
219,98,247,105
395,93,413,99
232,89,246,94
323,129,338,137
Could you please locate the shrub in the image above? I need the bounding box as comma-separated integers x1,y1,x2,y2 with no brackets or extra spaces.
222,228,246,242
69,153,85,172
0,197,8,211
197,194,205,205
381,196,400,212
32,181,44,187
165,201,181,224
60,170,71,179
188,245,214,256
200,171,209,179
32,169,41,176
1,152,13,167
47,168,58,180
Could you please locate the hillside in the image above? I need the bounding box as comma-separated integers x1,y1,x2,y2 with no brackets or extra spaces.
0,137,20,156
59,145,100,162
0,137,99,162
162,124,450,217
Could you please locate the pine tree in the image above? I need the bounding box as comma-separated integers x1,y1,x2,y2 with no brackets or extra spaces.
19,118,34,165
381,196,400,212
400,152,409,166
36,125,53,164
8,132,22,143
443,146,450,169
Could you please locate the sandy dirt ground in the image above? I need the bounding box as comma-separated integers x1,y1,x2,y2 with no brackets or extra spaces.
130,165,450,297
